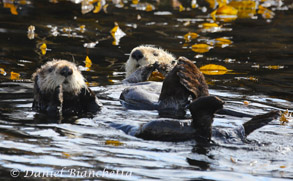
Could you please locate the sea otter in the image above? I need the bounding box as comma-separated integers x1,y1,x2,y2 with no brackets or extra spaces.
32,59,102,116
125,45,176,78
122,56,209,117
111,96,280,142
121,46,252,118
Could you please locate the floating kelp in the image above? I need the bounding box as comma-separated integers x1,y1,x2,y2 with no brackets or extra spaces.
200,64,231,75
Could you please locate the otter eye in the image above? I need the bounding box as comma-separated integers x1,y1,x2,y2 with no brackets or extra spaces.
153,52,159,56
48,67,53,72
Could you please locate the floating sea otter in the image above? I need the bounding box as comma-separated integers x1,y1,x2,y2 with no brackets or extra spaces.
122,56,209,117
116,45,280,142
30,54,280,143
32,59,102,116
121,46,249,118
112,96,280,142
125,45,176,77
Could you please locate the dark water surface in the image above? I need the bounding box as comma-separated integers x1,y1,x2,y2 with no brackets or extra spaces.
0,0,293,180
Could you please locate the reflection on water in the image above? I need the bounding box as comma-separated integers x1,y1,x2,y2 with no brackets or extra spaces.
0,0,293,180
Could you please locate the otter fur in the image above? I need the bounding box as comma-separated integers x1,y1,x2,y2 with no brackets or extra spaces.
121,56,209,117
122,45,252,118
125,45,176,77
32,59,102,116
111,96,280,143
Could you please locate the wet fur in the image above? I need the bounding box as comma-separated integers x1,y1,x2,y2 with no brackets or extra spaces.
121,54,209,117
125,45,176,77
32,60,86,95
112,96,280,143
158,57,209,116
32,59,102,115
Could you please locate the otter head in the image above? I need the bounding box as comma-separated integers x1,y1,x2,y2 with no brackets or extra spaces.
125,45,176,77
33,59,86,95
189,96,224,142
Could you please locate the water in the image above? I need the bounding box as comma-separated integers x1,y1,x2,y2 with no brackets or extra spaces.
0,0,293,180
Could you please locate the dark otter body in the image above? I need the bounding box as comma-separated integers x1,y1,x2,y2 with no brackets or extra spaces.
121,57,251,118
121,57,209,117
33,85,101,116
112,96,280,142
32,59,102,116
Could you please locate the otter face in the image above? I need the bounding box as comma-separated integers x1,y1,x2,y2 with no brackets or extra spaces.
125,45,176,77
33,59,86,95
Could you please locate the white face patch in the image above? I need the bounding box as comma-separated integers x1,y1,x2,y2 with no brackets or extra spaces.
125,45,176,77
35,59,86,95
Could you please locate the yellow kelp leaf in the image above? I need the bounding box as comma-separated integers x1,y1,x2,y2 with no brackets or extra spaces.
191,44,211,53
79,25,86,33
132,0,139,4
0,68,7,76
110,23,118,37
40,43,47,55
248,77,258,81
62,27,72,33
103,4,109,13
210,10,217,21
230,157,237,163
217,5,238,15
200,64,230,75
191,0,197,8
206,0,227,9
62,152,71,158
243,101,250,105
179,5,185,12
105,140,124,146
258,5,274,19
110,22,126,46
212,5,238,22
4,3,18,15
93,1,102,13
84,56,92,70
10,5,18,15
148,71,165,81
19,0,28,5
215,37,232,46
10,71,20,80
145,3,154,12
228,0,256,18
280,110,292,125
184,32,198,42
200,23,219,29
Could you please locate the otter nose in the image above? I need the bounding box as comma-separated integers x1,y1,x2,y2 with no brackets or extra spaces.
60,66,73,77
131,50,144,61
